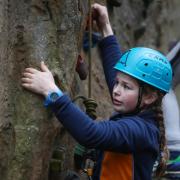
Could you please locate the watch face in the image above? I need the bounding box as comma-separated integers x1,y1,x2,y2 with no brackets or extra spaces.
50,92,60,102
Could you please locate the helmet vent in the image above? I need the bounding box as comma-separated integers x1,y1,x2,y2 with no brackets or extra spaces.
144,63,148,66
142,74,146,77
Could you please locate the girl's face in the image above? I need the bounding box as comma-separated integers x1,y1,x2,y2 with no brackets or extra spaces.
112,72,139,113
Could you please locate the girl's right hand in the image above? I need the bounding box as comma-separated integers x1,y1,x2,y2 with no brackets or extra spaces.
21,61,60,97
92,3,113,37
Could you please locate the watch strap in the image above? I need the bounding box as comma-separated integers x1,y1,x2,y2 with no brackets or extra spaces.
44,89,63,107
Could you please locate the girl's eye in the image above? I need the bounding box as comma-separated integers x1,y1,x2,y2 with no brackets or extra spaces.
124,84,131,89
114,80,119,86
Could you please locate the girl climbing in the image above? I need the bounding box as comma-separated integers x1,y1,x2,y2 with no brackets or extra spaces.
21,3,172,180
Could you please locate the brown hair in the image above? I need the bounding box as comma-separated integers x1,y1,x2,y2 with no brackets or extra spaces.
142,84,168,177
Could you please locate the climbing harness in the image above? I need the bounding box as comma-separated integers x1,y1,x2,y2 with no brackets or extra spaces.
73,96,97,180
73,97,98,180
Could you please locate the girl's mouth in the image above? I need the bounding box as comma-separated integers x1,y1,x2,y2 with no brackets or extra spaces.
113,99,122,106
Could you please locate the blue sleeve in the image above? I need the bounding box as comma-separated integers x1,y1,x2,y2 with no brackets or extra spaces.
98,35,122,96
51,95,159,153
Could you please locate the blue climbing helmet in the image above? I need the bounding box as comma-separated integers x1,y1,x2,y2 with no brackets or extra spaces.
114,47,172,93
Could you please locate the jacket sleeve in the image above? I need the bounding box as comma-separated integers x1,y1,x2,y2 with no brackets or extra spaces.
98,35,122,97
51,95,159,153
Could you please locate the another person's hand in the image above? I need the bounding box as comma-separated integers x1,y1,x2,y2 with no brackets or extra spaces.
22,61,59,97
92,3,113,37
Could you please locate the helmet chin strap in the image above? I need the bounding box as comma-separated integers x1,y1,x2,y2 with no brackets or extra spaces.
134,85,144,113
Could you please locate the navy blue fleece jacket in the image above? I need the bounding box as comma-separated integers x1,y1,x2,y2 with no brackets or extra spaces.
51,36,160,180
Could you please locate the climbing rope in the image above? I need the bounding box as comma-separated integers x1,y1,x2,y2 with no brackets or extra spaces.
88,0,92,98
73,96,97,120
73,1,98,179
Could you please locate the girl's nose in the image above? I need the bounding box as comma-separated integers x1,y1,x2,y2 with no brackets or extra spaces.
113,84,121,95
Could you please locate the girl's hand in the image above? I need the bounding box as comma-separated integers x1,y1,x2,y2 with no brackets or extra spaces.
92,3,113,37
22,61,59,97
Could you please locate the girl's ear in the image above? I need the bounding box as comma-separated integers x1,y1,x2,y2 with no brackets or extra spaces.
142,92,158,106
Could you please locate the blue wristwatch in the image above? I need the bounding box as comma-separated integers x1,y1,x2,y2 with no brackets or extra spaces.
44,89,63,107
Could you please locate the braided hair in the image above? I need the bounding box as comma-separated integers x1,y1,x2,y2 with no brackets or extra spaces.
142,84,168,177
153,92,169,177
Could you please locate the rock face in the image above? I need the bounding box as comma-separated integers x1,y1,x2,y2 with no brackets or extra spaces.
110,0,180,52
0,0,86,179
0,0,179,179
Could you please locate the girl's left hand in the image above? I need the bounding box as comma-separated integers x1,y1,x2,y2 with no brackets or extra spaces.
21,61,59,97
